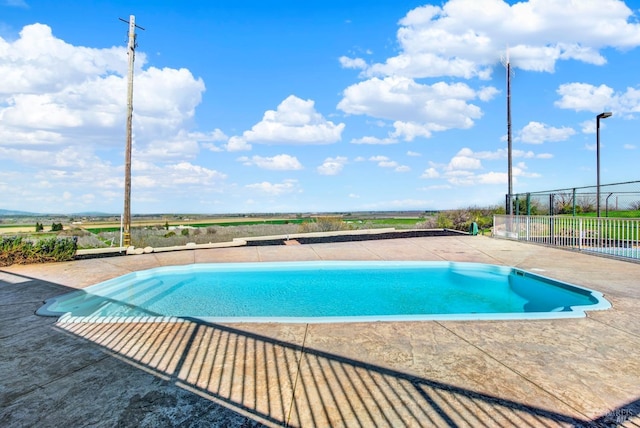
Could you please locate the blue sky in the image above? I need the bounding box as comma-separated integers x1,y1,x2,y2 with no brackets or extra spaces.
1,0,639,214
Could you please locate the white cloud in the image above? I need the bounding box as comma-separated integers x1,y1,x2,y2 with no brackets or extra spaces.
407,151,421,157
238,154,303,171
623,144,636,150
580,119,597,134
477,86,500,102
513,162,540,178
338,76,489,140
165,162,227,185
555,83,615,112
368,155,409,172
0,23,206,155
447,154,482,170
131,161,226,188
245,179,300,195
0,24,128,95
369,155,389,162
379,160,399,168
556,83,640,115
420,167,440,179
420,184,452,191
419,146,545,187
516,121,576,144
349,0,640,79
463,147,545,162
137,130,224,161
350,136,398,145
317,156,348,175
227,95,345,150
391,121,438,141
0,23,234,212
476,171,507,185
337,1,640,150
339,56,367,70
225,136,252,151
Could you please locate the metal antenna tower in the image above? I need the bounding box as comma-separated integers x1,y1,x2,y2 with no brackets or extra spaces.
502,47,514,215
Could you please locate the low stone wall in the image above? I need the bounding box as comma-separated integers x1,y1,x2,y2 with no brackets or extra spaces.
75,228,466,259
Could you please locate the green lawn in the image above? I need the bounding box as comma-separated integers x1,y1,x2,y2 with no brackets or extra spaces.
574,210,640,218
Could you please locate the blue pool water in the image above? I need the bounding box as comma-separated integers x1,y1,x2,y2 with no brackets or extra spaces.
37,261,611,322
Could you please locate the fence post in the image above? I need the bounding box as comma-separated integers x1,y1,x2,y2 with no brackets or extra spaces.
578,218,583,250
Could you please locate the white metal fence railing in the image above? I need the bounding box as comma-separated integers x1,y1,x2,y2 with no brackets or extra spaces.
493,215,640,261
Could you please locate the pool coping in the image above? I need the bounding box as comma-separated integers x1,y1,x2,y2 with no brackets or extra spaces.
37,260,612,323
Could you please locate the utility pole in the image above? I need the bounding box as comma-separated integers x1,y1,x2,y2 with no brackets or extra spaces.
119,15,144,247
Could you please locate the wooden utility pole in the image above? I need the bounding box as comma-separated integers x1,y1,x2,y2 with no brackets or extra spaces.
120,15,144,247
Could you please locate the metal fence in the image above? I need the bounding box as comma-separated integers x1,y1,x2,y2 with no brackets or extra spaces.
509,180,640,217
493,215,640,261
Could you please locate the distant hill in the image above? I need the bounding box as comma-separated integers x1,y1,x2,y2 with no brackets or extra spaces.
0,209,39,216
70,212,115,217
0,209,116,217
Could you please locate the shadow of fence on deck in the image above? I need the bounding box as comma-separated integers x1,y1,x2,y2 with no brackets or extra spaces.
53,317,626,427
4,266,638,427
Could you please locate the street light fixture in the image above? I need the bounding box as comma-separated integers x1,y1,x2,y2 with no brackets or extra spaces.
596,111,612,217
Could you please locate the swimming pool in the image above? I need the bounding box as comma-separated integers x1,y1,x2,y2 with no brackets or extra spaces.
37,261,611,323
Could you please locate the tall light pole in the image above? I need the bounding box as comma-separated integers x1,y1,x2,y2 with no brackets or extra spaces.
596,111,612,217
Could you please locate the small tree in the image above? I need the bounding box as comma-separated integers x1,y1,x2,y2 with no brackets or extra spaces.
298,217,350,233
435,213,454,229
51,222,63,232
577,195,596,213
35,222,44,232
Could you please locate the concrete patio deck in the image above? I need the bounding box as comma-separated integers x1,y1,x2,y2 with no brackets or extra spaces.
1,235,639,427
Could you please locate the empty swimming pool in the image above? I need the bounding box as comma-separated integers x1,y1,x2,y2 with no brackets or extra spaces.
37,261,611,323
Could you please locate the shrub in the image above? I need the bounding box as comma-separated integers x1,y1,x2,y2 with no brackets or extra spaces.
415,217,438,229
428,205,503,233
0,236,77,266
181,228,189,236
298,217,351,233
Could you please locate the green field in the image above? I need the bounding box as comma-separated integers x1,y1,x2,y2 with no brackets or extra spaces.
570,210,640,218
83,216,427,234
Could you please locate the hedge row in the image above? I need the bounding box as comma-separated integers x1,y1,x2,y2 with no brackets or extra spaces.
0,236,77,267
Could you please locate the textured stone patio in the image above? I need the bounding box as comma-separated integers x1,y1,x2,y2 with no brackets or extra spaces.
1,235,639,427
